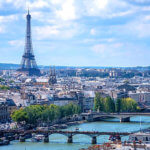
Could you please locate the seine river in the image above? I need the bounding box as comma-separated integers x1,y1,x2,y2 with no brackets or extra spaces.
1,116,150,150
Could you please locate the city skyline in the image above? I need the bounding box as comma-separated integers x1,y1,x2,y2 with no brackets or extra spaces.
1,0,150,67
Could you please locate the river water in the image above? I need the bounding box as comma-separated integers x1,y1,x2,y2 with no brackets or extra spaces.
1,116,150,150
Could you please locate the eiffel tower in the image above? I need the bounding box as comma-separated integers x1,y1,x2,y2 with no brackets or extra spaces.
17,10,41,76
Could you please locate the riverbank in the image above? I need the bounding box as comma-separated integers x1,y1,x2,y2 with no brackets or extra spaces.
36,120,87,131
80,142,149,150
49,120,88,130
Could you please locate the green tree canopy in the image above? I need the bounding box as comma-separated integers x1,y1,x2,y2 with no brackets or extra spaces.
94,93,115,113
120,98,138,112
94,93,139,113
11,103,81,124
11,108,28,123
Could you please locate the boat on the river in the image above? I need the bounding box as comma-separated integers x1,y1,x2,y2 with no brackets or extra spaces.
109,134,121,141
75,127,79,131
128,132,150,144
0,139,10,146
31,134,44,142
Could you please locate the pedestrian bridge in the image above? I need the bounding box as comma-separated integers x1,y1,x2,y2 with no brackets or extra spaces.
0,129,131,144
81,112,150,122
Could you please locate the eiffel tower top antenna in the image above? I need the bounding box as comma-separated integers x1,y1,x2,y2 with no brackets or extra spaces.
28,6,29,14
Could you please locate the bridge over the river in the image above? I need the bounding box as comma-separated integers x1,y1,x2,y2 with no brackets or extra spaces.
0,129,131,144
81,112,150,122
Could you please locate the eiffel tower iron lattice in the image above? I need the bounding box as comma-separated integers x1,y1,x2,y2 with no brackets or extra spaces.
17,10,41,76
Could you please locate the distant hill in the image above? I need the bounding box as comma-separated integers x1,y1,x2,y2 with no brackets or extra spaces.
0,63,75,70
0,63,20,70
0,63,111,70
0,63,150,71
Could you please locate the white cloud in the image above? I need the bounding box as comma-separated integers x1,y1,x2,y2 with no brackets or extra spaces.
82,38,115,44
83,0,108,16
30,11,56,24
5,0,50,10
90,28,96,35
50,0,64,5
93,0,108,9
2,0,137,20
0,15,18,23
112,15,150,38
8,40,24,47
34,25,59,40
55,0,77,21
5,0,25,8
91,42,150,67
134,23,150,37
0,15,18,34
33,21,81,40
27,0,49,9
83,0,135,18
0,26,4,33
92,43,123,57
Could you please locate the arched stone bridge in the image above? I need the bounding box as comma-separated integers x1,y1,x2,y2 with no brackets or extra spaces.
0,129,131,144
81,112,150,122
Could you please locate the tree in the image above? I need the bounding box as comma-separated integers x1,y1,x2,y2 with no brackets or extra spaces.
94,93,104,112
94,93,100,111
94,93,115,113
11,109,28,123
11,103,81,124
0,78,5,82
104,97,115,113
0,85,10,90
116,98,121,113
24,105,45,124
9,80,15,84
109,97,115,112
120,98,138,112
94,93,139,113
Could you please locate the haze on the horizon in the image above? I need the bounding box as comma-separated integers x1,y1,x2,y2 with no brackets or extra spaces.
0,0,150,67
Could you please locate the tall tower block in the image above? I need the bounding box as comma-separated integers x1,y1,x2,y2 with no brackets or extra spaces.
17,10,41,76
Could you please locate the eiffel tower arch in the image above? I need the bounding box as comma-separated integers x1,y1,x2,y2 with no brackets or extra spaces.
17,10,41,76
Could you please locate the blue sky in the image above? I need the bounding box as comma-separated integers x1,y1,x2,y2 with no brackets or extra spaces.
1,0,150,67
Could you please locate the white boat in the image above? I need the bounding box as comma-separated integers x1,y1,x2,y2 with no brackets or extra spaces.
75,127,79,131
31,134,44,142
128,132,150,144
